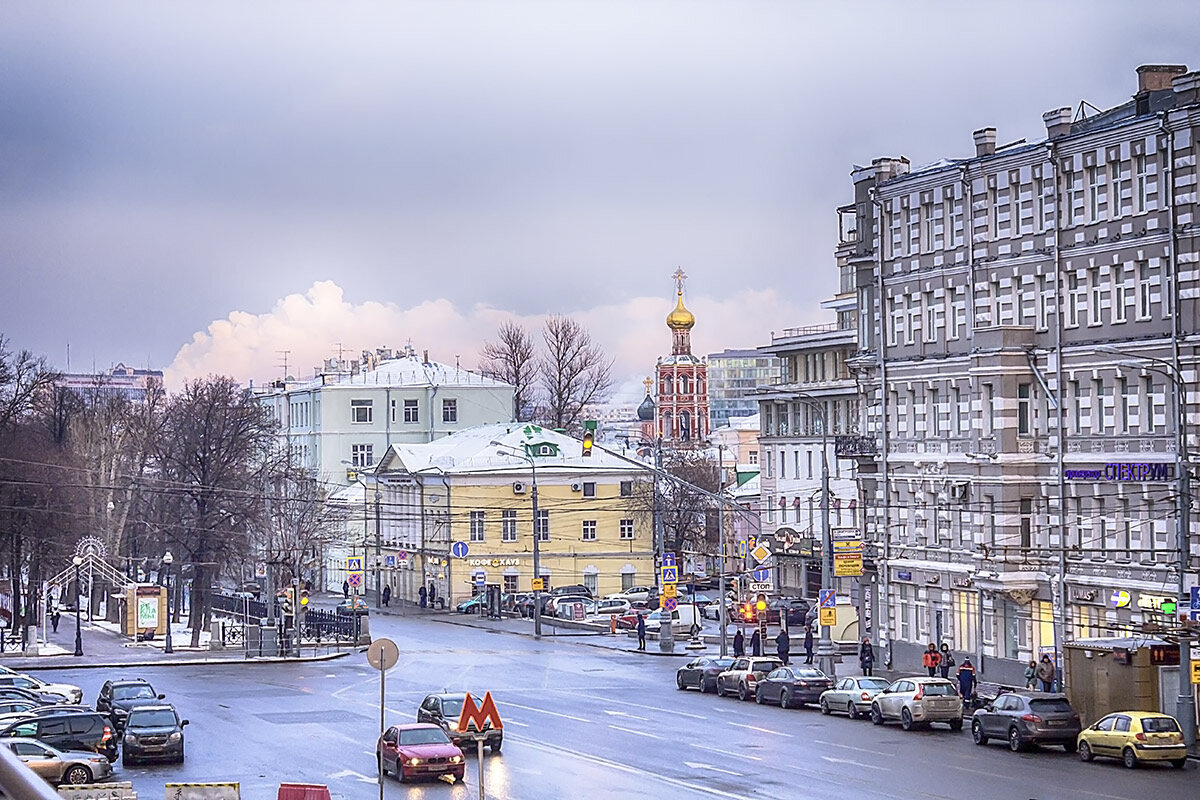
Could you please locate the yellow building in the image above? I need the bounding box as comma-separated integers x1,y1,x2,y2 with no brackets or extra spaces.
372,423,655,605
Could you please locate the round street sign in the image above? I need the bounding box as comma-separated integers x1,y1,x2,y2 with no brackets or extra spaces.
366,637,400,671
451,541,470,559
1110,590,1131,608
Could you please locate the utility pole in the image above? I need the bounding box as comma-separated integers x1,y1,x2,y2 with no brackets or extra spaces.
816,411,837,680
718,444,728,657
655,439,674,654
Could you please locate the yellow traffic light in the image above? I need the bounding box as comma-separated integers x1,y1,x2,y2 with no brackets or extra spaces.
755,593,767,612
582,431,594,456
300,589,309,606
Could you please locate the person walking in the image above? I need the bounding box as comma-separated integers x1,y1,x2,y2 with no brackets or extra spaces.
636,613,647,651
922,642,941,677
749,629,761,657
776,629,790,666
51,609,60,633
428,582,437,608
1022,662,1041,690
859,636,875,676
803,624,814,664
342,580,350,599
1036,654,1056,692
733,628,745,657
382,585,391,608
939,644,955,680
418,585,427,609
957,657,977,703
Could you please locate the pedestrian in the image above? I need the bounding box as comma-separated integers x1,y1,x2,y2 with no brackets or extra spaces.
939,643,956,679
1024,659,1038,690
803,624,814,664
733,628,745,657
749,629,761,657
1036,654,1056,692
382,585,391,607
859,636,875,676
957,657,977,702
51,609,60,633
776,629,790,666
342,580,349,599
418,585,427,609
428,582,437,608
636,613,647,651
922,642,941,677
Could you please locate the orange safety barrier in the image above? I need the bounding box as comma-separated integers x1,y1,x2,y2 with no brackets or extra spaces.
277,784,331,800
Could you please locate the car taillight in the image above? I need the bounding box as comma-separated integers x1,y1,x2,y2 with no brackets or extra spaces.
799,681,809,687
1135,732,1147,742
746,674,757,682
913,686,924,700
860,692,871,701
1020,714,1042,724
101,726,112,742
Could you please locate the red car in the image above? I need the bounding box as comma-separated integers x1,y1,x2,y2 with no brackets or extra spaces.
377,723,465,783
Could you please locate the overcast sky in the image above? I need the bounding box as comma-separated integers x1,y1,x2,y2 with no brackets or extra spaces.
3,1,1197,398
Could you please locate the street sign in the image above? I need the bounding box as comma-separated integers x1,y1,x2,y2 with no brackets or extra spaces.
819,589,836,609
347,557,363,572
451,541,470,559
473,570,486,586
832,540,862,551
660,565,679,584
750,542,771,563
749,581,773,592
1192,661,1200,685
834,553,864,577
572,603,585,621
662,596,678,612
1191,586,1200,610
820,607,837,627
255,562,267,579
662,552,676,567
752,567,771,582
457,691,504,733
347,572,363,588
384,555,396,568
531,578,544,591
366,637,400,671
398,550,408,561
663,583,677,598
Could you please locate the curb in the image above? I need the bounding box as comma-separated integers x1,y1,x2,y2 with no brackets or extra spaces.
15,651,351,671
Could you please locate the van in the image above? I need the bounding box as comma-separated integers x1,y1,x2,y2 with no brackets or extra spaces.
643,603,701,632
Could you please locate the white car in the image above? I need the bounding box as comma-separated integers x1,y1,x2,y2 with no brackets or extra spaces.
595,598,631,616
617,586,655,602
0,675,82,705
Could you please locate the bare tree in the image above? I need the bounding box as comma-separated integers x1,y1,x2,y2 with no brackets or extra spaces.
254,451,341,594
625,449,720,557
479,321,537,421
537,315,613,432
0,335,58,431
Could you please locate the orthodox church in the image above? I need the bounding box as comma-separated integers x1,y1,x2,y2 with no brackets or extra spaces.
649,269,708,445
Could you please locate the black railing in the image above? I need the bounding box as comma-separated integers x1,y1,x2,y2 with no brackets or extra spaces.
302,608,358,642
211,592,267,620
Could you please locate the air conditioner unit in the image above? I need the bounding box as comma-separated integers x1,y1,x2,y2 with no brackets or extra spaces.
950,481,969,501
512,481,526,495
570,482,582,492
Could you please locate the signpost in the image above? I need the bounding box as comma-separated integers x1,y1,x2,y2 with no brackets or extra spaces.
366,638,399,800
531,578,544,592
451,541,470,559
455,692,503,800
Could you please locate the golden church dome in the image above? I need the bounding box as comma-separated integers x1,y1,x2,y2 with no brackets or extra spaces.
666,291,695,330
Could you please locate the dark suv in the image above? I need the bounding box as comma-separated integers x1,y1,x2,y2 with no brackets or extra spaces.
416,693,502,753
121,704,188,765
0,712,117,762
96,679,164,732
971,691,1082,751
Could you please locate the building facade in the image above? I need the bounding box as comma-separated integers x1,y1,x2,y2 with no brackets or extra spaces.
707,349,781,430
56,363,164,403
842,65,1200,685
655,269,709,444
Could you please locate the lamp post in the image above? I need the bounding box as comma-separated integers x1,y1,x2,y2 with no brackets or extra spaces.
71,556,83,657
717,444,728,657
162,551,174,654
492,442,541,639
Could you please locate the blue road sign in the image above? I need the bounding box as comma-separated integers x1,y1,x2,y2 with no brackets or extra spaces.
385,555,396,567
663,596,678,612
752,567,771,582
660,565,679,584
1191,586,1200,611
474,570,486,585
819,589,836,609
451,541,470,559
662,552,676,567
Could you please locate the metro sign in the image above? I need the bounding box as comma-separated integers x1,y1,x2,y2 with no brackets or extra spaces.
456,691,504,734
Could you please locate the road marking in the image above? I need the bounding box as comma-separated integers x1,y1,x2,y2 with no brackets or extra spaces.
684,761,744,777
608,724,662,739
603,709,650,722
328,769,374,782
821,755,885,771
690,743,763,762
945,764,1015,780
727,722,792,737
505,719,529,727
812,739,891,757
583,693,707,720
501,701,589,723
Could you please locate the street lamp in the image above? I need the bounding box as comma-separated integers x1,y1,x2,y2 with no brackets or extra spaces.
71,556,83,657
492,441,541,640
790,394,836,680
1099,345,1194,747
715,443,729,657
162,551,174,654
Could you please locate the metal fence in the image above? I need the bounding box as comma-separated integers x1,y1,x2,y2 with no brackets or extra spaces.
302,608,358,642
211,592,268,620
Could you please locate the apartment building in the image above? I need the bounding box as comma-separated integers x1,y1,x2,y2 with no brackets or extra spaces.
707,349,781,430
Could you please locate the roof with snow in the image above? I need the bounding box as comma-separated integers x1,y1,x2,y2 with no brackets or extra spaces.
286,353,513,392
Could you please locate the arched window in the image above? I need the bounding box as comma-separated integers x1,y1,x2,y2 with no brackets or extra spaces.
679,411,691,440
680,374,691,394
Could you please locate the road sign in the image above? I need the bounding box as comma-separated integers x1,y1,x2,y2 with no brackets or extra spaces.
750,542,771,563
1192,661,1200,685
663,583,677,598
749,581,772,592
661,552,676,567
660,565,679,584
366,637,400,671
398,550,408,561
451,541,470,559
572,603,585,621
384,555,396,568
531,578,544,591
255,562,267,579
347,572,363,588
834,553,863,577
1191,586,1199,610
819,589,836,609
473,570,486,586
457,691,504,733
1110,590,1131,608
820,607,837,626
752,567,771,582
833,539,863,551
662,596,678,612
347,556,363,572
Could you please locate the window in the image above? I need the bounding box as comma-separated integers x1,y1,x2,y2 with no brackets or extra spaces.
983,383,995,436
351,444,374,467
535,510,549,542
1111,159,1128,218
1118,377,1130,434
1019,498,1032,548
748,450,758,466
922,202,934,251
1063,166,1078,225
1066,272,1082,327
924,292,936,343
1087,164,1103,221
620,519,634,540
503,575,518,594
1017,383,1031,436
929,387,940,436
1036,175,1049,231
501,510,517,542
1134,153,1150,213
351,399,373,423
1141,376,1155,434
584,573,598,595
403,399,419,423
442,399,457,423
1070,381,1082,435
1137,262,1153,320
621,572,635,591
1088,268,1102,325
620,481,633,497
469,510,485,542
582,482,596,498
582,520,597,541
1036,274,1049,329
1113,265,1128,323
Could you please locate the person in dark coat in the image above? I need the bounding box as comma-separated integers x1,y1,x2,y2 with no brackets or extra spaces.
342,580,350,599
775,629,790,666
749,629,761,657
51,610,60,633
939,644,955,679
803,624,815,664
418,585,427,608
859,636,875,676
636,613,647,651
1036,655,1056,692
733,628,745,657
382,585,391,607
428,582,437,607
957,658,977,701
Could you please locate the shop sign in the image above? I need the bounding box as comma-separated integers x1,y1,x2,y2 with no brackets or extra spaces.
896,571,913,582
466,558,520,568
1136,593,1174,612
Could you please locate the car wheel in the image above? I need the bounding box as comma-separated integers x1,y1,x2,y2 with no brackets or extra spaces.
1008,726,1025,752
738,683,750,702
64,765,92,786
121,754,134,768
1171,758,1187,769
971,720,988,746
677,674,686,690
755,688,765,704
1122,747,1137,769
1078,741,1094,762
948,718,963,732
820,698,831,715
900,708,915,731
781,689,793,709
490,738,502,754
700,678,713,694
717,678,727,697
871,704,884,726
847,701,859,720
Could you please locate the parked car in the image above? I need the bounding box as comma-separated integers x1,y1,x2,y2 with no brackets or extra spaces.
677,592,715,609
0,700,40,717
716,657,785,701
755,667,833,708
595,598,631,616
870,677,963,731
2,737,113,786
1076,711,1187,769
819,676,891,719
676,656,735,693
0,688,55,706
0,675,82,705
337,597,370,616
554,598,596,619
971,691,1081,752
456,593,486,613
637,604,702,633
416,693,502,753
377,723,465,783
96,678,165,732
0,711,118,761
616,586,655,603
550,584,592,599
23,706,96,718
121,704,188,765
514,594,540,618
766,598,811,626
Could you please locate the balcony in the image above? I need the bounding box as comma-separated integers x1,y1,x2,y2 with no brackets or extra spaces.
836,435,878,458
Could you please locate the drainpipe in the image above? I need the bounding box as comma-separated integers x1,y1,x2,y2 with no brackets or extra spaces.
1048,141,1069,693
871,190,893,668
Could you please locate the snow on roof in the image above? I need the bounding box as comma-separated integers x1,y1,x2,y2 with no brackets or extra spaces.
730,473,760,499
290,354,513,392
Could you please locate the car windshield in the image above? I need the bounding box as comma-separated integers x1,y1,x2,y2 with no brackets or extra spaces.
794,670,825,679
1029,698,1073,714
711,659,734,669
859,678,890,691
440,699,464,718
127,709,177,727
1141,716,1180,733
754,660,783,671
399,728,451,746
114,686,156,701
921,683,957,696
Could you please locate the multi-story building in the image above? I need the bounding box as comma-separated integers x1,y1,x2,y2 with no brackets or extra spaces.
841,64,1200,687
707,349,781,430
655,269,709,444
56,363,164,403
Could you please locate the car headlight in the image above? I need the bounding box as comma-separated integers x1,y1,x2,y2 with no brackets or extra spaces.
168,732,182,742
408,758,421,766
449,755,462,764
88,757,107,764
124,735,138,744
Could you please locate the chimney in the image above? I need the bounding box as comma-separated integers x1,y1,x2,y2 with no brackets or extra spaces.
1137,64,1187,93
1173,70,1200,107
973,127,997,157
1042,107,1072,139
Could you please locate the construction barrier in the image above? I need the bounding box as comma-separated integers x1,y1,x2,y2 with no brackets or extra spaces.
164,784,240,800
58,783,136,800
276,784,331,800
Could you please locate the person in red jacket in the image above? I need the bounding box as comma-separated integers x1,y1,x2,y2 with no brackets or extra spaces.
922,642,942,676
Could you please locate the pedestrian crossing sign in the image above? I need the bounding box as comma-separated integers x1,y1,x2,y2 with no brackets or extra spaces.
347,557,363,572
820,607,837,626
660,565,678,584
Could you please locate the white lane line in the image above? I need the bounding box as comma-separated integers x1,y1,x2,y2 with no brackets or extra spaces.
690,742,763,762
583,693,707,720
821,755,886,771
608,724,663,739
501,701,589,723
505,719,530,727
684,761,744,777
812,739,891,757
727,721,792,737
602,709,650,722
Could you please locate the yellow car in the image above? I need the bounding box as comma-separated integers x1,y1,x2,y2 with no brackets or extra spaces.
1077,711,1187,769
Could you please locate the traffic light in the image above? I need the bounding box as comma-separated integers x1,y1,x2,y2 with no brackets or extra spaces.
300,588,310,608
281,588,294,614
756,594,768,613
582,431,594,457
740,602,755,622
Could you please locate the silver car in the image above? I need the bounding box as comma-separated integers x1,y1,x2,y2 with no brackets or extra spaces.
819,676,891,719
870,677,963,731
2,737,113,785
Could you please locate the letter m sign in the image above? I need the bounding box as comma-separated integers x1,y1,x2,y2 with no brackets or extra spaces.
457,691,504,733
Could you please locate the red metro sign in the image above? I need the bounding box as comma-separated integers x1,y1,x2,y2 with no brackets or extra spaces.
456,691,504,734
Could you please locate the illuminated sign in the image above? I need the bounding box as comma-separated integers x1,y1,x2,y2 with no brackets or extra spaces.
1065,463,1171,481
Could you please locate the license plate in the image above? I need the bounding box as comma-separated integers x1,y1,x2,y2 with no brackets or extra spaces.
1047,720,1065,727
